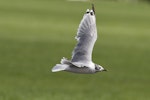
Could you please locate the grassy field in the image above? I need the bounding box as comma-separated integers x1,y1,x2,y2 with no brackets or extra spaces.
0,0,150,100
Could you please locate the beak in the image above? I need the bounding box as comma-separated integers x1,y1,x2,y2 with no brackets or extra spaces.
103,69,107,71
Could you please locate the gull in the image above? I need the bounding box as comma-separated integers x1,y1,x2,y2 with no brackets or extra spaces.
51,4,106,74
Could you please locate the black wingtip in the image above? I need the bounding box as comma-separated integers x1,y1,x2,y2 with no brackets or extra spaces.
92,3,95,14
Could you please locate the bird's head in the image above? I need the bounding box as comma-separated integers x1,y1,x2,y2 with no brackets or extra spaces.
95,64,107,72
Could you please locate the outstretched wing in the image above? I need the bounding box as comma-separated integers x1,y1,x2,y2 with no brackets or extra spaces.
71,5,97,64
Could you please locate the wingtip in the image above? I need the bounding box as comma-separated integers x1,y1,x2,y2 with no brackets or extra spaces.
92,3,95,14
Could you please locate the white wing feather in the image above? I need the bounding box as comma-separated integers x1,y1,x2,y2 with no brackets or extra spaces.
71,10,97,66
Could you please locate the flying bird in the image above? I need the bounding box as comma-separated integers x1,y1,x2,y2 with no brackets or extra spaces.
51,4,106,74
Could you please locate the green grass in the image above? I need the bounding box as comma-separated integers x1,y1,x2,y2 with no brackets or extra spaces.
0,0,150,100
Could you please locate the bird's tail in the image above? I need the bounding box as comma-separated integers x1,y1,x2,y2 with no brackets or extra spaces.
51,64,69,72
52,57,71,72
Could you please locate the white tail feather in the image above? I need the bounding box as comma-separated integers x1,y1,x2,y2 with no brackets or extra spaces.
52,64,69,72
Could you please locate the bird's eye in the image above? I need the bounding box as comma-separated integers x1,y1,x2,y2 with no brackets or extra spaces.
95,66,100,70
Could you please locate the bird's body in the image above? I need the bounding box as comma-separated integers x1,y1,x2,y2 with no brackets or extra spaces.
55,57,96,74
51,4,106,74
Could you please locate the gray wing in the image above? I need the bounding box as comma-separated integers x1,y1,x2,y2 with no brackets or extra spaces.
71,8,97,64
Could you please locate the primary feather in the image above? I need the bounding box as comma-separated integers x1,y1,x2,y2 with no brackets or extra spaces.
71,10,97,65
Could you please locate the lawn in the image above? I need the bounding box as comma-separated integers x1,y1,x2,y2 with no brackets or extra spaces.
0,0,150,100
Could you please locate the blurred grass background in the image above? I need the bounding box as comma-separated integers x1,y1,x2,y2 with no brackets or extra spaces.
0,0,150,100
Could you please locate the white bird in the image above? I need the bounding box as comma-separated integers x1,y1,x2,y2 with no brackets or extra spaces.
51,4,106,74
